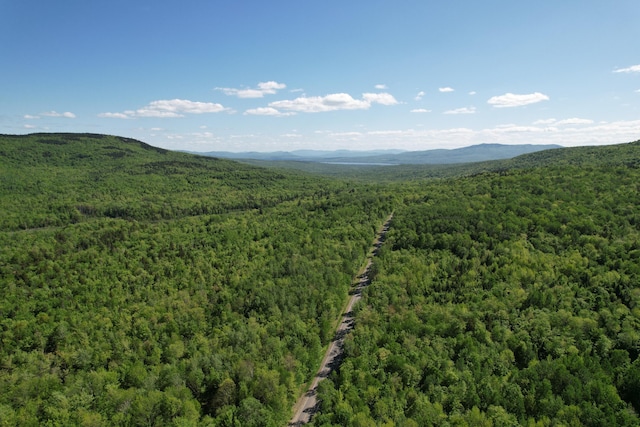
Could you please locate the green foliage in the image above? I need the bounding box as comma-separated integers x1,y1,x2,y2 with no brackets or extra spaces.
314,142,640,426
0,133,395,425
3,133,640,425
0,133,351,230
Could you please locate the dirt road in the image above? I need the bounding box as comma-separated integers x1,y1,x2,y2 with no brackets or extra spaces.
288,214,392,426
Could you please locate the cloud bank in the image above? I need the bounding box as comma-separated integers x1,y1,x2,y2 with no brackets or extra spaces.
244,107,295,117
315,119,640,150
533,118,594,126
444,107,476,114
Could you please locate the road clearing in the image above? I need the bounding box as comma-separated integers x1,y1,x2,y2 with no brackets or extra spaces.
289,214,392,426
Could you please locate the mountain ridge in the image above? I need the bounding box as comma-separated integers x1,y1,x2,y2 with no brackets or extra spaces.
195,143,562,165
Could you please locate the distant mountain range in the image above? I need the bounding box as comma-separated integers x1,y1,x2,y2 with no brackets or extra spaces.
195,143,562,165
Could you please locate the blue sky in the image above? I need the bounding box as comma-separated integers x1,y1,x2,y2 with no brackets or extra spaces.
1,1,639,152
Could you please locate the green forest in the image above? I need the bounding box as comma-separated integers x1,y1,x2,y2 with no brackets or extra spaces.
313,143,640,426
1,133,639,426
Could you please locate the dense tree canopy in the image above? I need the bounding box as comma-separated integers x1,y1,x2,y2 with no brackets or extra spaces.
313,147,640,426
0,134,394,426
2,134,639,426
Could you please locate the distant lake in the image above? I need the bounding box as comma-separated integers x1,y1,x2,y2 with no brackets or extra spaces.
321,162,396,166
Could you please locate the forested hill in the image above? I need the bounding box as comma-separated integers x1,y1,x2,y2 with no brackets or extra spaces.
0,132,395,425
505,139,640,168
0,133,341,231
313,139,640,426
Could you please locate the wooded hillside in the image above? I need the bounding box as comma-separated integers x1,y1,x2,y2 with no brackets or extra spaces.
313,141,640,426
0,133,394,426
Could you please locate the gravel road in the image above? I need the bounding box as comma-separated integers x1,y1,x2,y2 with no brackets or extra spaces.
289,215,392,426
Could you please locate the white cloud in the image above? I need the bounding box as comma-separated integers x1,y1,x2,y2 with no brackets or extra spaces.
533,118,557,125
362,92,399,106
258,81,286,91
613,64,640,73
217,81,286,98
99,99,227,119
415,91,425,101
269,92,398,113
330,131,363,138
230,134,257,139
556,118,594,125
24,124,37,129
244,107,296,117
411,108,432,113
439,87,455,93
270,93,367,112
367,130,408,136
281,133,302,138
128,109,181,118
533,118,594,126
41,111,76,118
98,112,130,119
493,124,544,133
24,114,39,119
487,92,549,108
223,88,264,98
469,91,477,95
375,84,388,90
192,132,215,138
140,99,226,116
444,107,476,114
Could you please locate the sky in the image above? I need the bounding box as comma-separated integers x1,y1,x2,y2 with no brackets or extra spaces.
1,0,639,152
